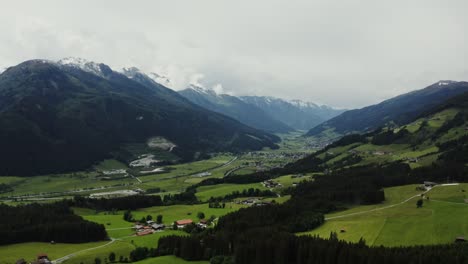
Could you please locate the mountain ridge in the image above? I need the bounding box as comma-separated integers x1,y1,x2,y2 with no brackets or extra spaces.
306,80,468,137
0,59,279,176
179,85,294,133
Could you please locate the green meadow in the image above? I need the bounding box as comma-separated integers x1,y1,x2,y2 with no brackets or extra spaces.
195,183,268,201
301,184,468,246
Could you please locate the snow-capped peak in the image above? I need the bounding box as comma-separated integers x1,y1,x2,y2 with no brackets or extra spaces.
120,67,172,88
188,84,218,96
147,72,171,88
57,57,110,77
288,99,320,109
0,67,6,74
438,80,457,86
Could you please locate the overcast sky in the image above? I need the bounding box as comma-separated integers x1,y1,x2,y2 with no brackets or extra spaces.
0,0,467,108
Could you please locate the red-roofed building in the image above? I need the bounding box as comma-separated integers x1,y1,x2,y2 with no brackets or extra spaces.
175,219,193,228
136,230,153,236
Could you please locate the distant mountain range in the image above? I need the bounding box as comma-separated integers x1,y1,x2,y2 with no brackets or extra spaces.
306,81,468,138
179,86,293,133
0,58,279,176
179,86,344,132
239,96,345,131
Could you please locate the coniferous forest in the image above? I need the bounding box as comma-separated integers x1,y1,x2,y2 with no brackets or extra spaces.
0,202,107,245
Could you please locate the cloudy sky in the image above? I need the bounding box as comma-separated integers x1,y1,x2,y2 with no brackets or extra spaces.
0,0,467,108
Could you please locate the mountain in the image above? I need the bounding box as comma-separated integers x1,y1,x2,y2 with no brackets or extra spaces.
240,96,345,131
306,81,468,137
178,85,293,133
121,66,172,89
255,90,468,179
0,59,279,176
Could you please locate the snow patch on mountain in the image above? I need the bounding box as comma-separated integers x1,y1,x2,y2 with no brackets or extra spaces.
187,84,219,97
57,57,109,77
288,99,320,109
438,80,457,86
120,67,172,88
147,72,172,88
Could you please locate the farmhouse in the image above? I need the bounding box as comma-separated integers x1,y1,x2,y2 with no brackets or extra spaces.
133,224,144,230
175,219,193,228
31,254,51,264
424,181,437,188
197,219,208,228
152,223,165,231
455,236,466,243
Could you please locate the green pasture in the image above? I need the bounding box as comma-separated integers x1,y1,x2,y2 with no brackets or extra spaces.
301,184,468,246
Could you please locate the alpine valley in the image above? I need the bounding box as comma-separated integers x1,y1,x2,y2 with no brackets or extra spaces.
0,59,467,264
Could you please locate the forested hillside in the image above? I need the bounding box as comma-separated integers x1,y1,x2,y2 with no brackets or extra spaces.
151,91,468,264
0,60,279,176
307,81,468,138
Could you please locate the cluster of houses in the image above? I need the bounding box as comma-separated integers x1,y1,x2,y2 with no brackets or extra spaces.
244,151,309,161
346,149,394,156
307,141,332,150
133,219,210,236
134,220,166,236
237,198,273,207
262,179,282,188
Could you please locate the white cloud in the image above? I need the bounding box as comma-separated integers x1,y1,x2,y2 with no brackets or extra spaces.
212,84,225,94
0,0,467,108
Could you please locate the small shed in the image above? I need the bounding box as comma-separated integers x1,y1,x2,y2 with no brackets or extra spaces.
455,236,466,243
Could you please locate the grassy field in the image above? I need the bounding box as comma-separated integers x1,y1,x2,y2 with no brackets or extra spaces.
301,184,468,246
0,241,110,264
77,203,245,233
0,201,246,264
196,183,268,201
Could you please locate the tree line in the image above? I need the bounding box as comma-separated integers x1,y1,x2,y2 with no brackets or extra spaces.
69,191,199,211
0,202,107,245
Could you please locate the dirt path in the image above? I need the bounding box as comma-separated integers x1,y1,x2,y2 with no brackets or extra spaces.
325,184,453,221
52,239,117,264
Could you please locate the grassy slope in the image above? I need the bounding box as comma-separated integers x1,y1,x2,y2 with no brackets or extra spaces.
309,108,466,170
301,184,468,246
196,183,268,201
0,242,109,264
